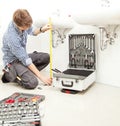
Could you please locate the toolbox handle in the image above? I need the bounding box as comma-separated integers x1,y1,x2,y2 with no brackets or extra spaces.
61,80,73,87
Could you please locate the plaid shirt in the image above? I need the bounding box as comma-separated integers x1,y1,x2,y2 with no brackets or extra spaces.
2,21,34,67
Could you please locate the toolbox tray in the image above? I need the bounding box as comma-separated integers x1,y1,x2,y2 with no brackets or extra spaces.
53,69,94,80
0,92,45,126
0,92,45,104
63,69,93,76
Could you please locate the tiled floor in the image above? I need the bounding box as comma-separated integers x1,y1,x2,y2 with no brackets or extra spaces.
0,79,120,126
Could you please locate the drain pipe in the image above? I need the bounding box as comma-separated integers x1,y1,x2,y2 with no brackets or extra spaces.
99,25,119,51
99,27,108,51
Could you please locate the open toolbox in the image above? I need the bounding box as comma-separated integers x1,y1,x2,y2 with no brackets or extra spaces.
53,34,96,92
0,92,45,126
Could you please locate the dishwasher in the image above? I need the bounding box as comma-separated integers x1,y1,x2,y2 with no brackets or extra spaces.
52,34,96,93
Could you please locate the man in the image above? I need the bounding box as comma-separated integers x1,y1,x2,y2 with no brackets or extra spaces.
1,9,52,89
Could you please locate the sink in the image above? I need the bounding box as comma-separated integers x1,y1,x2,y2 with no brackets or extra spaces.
71,8,120,26
59,0,120,26
33,16,74,29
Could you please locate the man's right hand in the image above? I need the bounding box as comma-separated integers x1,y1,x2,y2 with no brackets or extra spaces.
38,74,52,86
28,63,52,86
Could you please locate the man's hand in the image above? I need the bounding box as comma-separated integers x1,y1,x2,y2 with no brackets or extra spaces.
33,23,51,35
41,23,51,32
38,74,52,86
28,63,52,86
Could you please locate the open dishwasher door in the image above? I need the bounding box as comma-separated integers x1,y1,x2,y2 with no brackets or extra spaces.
53,34,96,92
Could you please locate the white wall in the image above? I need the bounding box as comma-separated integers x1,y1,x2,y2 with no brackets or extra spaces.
97,30,120,87
0,0,120,88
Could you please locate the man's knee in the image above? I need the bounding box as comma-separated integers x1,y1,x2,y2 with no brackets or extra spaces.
22,77,38,89
45,53,50,64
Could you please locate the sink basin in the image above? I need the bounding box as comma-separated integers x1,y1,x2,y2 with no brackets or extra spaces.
71,8,120,26
58,0,120,26
33,16,74,29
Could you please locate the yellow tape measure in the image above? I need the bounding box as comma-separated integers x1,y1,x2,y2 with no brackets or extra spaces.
49,18,53,78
